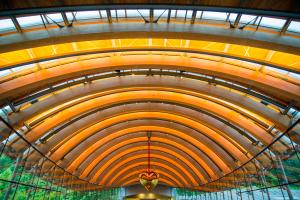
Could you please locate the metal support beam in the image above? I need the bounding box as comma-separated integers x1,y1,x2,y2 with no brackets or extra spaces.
11,16,22,32
167,9,171,23
233,13,242,28
6,100,16,112
191,10,197,24
283,102,294,115
280,18,292,35
150,9,154,23
61,12,70,27
107,9,112,23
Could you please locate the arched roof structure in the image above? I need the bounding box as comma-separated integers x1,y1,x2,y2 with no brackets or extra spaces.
0,2,299,193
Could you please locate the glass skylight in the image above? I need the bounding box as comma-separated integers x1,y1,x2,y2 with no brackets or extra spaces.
17,15,43,28
71,11,100,20
0,18,16,32
202,11,228,21
117,10,126,18
240,14,257,24
100,10,107,18
138,9,150,17
126,9,149,19
186,10,193,19
196,11,202,19
288,21,300,33
258,17,286,29
228,13,238,22
154,10,168,18
170,10,176,18
176,10,187,18
45,13,63,23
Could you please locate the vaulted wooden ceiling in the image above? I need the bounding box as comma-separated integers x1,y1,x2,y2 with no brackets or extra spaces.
0,2,299,191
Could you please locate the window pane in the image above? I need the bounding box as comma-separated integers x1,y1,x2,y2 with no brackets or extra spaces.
138,9,149,17
154,9,168,18
176,10,186,18
288,21,300,33
170,10,176,18
0,18,16,32
126,9,140,18
100,10,107,18
196,11,202,19
228,13,237,22
66,12,75,21
240,14,257,24
74,11,100,20
17,15,43,28
117,10,126,18
111,10,117,18
258,17,286,29
202,11,227,21
45,13,63,23
186,10,193,19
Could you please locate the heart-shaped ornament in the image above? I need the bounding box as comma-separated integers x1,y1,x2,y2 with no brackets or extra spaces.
139,171,159,192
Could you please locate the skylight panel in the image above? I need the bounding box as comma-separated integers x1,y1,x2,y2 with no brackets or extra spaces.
240,14,257,24
138,9,149,17
100,10,107,18
288,21,300,33
176,10,186,18
66,12,75,21
117,10,126,18
196,11,202,19
0,69,11,77
126,10,140,18
170,10,176,18
45,13,63,23
202,11,228,21
17,15,43,28
0,18,16,32
228,13,238,22
258,17,286,29
111,10,117,18
186,10,193,19
154,10,168,18
73,11,100,20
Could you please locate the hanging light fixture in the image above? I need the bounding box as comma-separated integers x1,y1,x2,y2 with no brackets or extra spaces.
139,131,159,192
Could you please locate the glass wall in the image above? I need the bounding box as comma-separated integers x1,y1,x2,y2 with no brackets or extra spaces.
0,117,124,200
172,118,300,200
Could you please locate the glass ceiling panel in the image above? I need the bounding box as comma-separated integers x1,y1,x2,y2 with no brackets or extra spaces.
45,13,63,23
196,11,202,19
73,11,100,20
258,17,286,29
154,10,168,18
240,14,257,24
111,10,117,18
138,9,149,17
288,21,300,33
66,12,74,21
17,15,43,28
176,10,187,18
100,10,107,18
202,11,228,21
126,9,141,18
186,10,193,19
0,18,16,32
170,10,176,18
117,10,126,18
228,13,238,22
